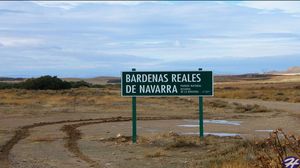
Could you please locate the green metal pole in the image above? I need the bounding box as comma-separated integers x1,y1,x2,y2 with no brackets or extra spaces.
199,96,204,138
132,68,137,143
132,96,136,143
198,68,204,138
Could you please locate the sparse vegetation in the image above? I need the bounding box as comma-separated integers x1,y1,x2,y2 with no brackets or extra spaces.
0,76,106,90
101,132,257,167
215,81,300,103
60,128,300,168
0,76,71,90
205,99,230,108
232,102,270,113
69,80,91,88
144,149,166,158
0,74,299,167
21,76,72,90
254,129,300,168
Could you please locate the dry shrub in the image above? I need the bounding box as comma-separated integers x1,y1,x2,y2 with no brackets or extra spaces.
212,160,254,168
99,135,131,144
294,97,300,103
254,129,300,168
232,102,270,113
205,137,256,168
137,132,202,149
223,86,240,90
166,136,199,149
144,149,166,158
276,92,284,96
206,100,230,108
294,85,300,90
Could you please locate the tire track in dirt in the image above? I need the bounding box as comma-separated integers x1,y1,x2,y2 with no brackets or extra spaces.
60,116,188,168
0,116,189,168
0,118,121,168
61,117,131,168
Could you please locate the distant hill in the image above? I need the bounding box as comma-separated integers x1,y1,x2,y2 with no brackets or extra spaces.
285,66,300,73
267,66,300,75
2,68,299,85
63,76,120,84
0,77,25,83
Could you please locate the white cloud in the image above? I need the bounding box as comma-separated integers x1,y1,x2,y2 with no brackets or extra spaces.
32,1,156,10
174,40,181,47
1,1,300,76
0,37,43,47
239,1,300,14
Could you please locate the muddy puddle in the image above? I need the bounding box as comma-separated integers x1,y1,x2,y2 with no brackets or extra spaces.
182,132,240,137
178,119,241,127
255,129,274,132
177,119,241,137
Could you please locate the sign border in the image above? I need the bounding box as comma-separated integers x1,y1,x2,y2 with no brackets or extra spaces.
120,70,214,97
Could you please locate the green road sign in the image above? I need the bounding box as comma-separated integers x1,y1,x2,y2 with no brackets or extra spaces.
121,71,213,97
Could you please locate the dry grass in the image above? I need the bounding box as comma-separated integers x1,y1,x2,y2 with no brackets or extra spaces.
0,85,277,122
102,132,257,167
215,82,300,103
205,99,272,113
211,160,254,168
254,129,300,167
100,131,300,168
137,132,203,149
205,99,230,108
0,87,200,118
232,102,270,113
144,149,167,158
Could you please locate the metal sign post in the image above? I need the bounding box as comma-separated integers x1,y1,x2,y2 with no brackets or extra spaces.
198,68,204,138
199,96,204,138
132,68,137,143
121,69,213,143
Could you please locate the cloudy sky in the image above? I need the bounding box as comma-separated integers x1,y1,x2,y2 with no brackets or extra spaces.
1,1,300,77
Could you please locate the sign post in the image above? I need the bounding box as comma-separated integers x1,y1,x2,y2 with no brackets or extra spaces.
198,68,204,138
199,97,204,138
121,70,213,142
132,68,137,143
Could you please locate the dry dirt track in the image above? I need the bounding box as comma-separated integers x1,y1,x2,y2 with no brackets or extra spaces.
0,116,192,168
0,98,299,168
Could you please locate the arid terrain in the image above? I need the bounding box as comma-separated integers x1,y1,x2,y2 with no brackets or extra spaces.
0,74,300,168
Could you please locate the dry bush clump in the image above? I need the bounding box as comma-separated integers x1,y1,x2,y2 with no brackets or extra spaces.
137,132,202,149
204,100,271,113
205,99,230,108
99,135,132,144
144,149,166,158
211,160,254,168
254,129,300,168
294,85,300,90
232,102,270,113
294,97,300,103
166,135,199,149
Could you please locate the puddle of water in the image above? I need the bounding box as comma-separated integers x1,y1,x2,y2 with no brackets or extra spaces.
182,132,240,137
255,130,274,132
205,120,241,126
178,125,199,128
179,119,241,127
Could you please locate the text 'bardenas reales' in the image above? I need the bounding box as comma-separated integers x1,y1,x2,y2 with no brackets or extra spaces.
125,73,202,94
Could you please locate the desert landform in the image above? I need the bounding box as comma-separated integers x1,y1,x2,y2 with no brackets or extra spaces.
0,71,300,168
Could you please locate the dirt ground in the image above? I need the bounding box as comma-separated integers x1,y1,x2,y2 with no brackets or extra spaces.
0,75,300,168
